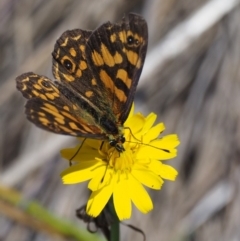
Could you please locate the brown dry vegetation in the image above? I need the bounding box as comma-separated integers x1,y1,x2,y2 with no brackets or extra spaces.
1,0,240,240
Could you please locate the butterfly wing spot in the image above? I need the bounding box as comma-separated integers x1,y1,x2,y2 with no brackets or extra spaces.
133,34,143,47
44,93,56,100
127,36,134,45
115,89,126,102
32,90,39,97
72,105,78,110
53,64,61,79
40,107,63,120
79,45,85,53
91,78,97,86
114,52,123,64
79,60,87,70
69,47,77,57
118,31,127,43
58,124,77,135
61,56,75,72
99,70,127,103
54,49,60,59
33,84,42,90
136,58,141,68
69,122,81,130
61,111,78,122
110,33,117,42
100,43,115,67
76,69,82,77
43,103,58,112
16,76,30,92
100,69,114,90
116,69,131,89
92,44,123,69
41,103,66,123
39,117,50,125
92,50,104,66
20,82,28,91
126,50,139,67
63,106,70,111
38,112,46,117
62,73,75,82
72,34,81,41
54,116,65,124
61,37,69,47
85,91,94,98
16,73,55,101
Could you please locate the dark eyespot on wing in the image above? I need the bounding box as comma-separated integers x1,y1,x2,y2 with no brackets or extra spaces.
16,72,60,101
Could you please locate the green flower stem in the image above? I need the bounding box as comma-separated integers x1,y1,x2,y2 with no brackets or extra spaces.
108,197,120,241
0,185,104,241
110,218,120,241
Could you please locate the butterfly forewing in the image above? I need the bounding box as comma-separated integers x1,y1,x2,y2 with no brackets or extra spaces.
85,13,148,123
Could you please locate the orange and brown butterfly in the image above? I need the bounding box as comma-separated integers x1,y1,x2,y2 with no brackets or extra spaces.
16,13,148,152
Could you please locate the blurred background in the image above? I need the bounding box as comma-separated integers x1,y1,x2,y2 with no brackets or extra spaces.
1,0,240,240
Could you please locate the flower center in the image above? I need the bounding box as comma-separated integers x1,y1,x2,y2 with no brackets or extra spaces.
107,147,135,173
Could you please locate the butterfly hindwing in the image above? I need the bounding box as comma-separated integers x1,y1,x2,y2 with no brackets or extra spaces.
16,72,61,101
16,72,106,139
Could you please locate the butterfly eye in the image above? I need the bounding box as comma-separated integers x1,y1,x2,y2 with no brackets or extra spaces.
119,135,125,143
109,139,117,147
127,36,134,45
63,59,73,71
135,39,139,45
42,80,51,88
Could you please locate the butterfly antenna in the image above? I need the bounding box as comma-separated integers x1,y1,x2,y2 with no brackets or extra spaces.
123,126,142,142
69,138,87,166
123,127,170,153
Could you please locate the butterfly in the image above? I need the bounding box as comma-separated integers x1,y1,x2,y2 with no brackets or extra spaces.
16,13,148,152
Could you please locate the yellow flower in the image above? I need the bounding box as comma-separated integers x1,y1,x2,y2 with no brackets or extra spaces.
61,105,180,220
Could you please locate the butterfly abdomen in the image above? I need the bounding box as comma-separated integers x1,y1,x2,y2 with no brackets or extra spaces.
99,115,119,135
56,81,120,136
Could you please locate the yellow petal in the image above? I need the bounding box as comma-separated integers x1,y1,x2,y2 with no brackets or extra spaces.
148,159,162,175
143,122,165,143
61,161,102,184
88,166,107,191
113,178,132,220
88,167,115,191
83,139,102,149
124,114,144,134
155,135,180,149
141,113,157,134
132,167,163,190
158,163,178,180
86,183,113,217
128,175,153,213
136,145,177,160
61,145,100,162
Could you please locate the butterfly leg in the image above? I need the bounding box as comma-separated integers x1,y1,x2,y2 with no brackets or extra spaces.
69,138,87,165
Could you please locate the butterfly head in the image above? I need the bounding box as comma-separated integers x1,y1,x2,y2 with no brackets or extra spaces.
109,135,126,152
